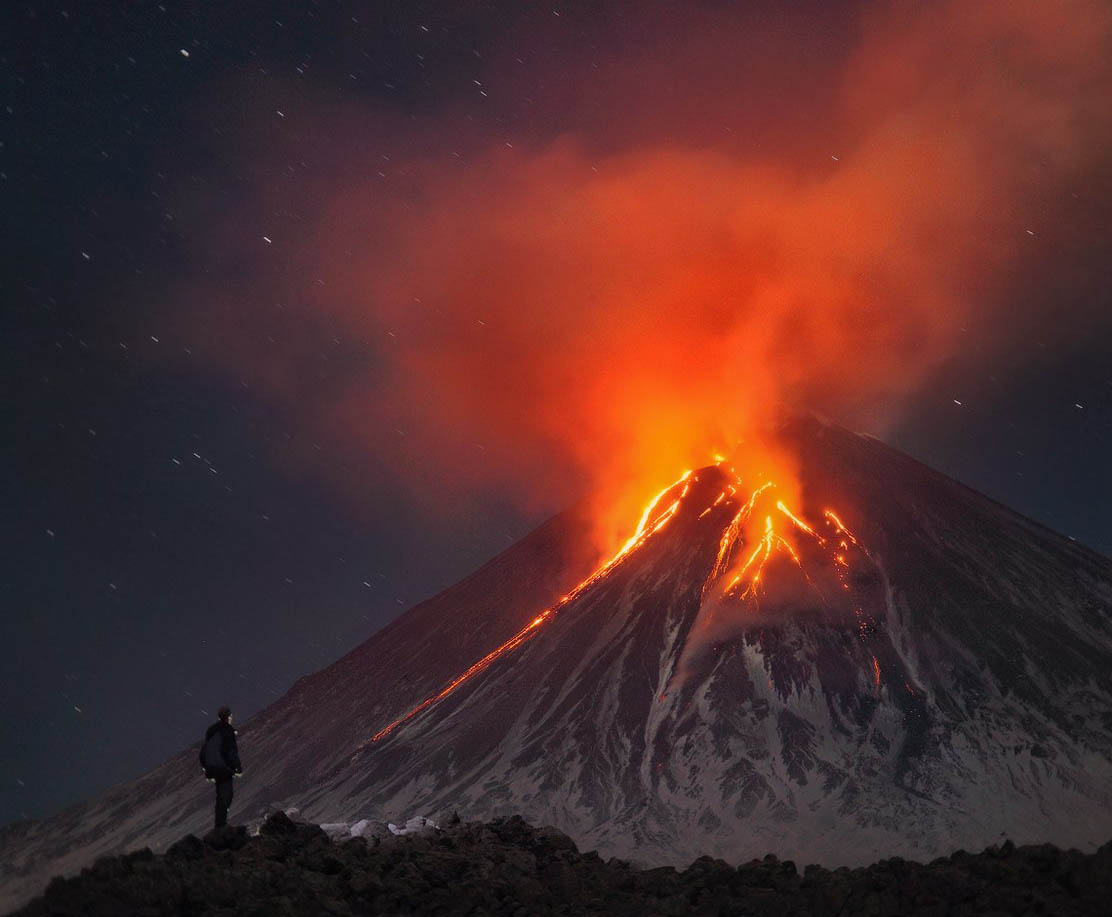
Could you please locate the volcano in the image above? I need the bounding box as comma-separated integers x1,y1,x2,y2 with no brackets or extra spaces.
3,417,1112,909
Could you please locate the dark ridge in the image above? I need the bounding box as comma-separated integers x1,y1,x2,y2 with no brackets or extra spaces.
12,813,1112,916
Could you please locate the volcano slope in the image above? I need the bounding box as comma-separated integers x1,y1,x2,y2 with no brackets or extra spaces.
2,418,1111,910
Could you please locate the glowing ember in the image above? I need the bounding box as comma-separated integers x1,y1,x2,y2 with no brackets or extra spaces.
819,509,877,640
824,509,871,557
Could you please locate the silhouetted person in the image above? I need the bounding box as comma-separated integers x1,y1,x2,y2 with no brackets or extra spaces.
200,705,242,828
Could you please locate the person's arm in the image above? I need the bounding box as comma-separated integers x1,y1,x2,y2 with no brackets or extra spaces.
226,728,243,774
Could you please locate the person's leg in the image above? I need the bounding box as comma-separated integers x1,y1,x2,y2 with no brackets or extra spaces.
214,776,234,828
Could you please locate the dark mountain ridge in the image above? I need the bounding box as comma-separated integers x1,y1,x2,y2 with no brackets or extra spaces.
15,813,1112,917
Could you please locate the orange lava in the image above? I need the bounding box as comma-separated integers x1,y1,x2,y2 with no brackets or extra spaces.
371,608,555,742
776,501,820,539
820,509,876,639
723,514,806,600
704,480,881,694
373,468,880,743
708,481,774,585
371,470,692,742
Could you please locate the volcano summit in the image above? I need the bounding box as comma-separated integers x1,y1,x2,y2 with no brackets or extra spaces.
3,417,1111,910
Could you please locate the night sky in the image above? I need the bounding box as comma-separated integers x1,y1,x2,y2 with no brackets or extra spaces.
3,1,1110,828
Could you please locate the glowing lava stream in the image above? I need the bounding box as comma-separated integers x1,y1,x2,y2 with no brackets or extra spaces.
372,470,882,743
711,486,827,603
723,514,804,600
370,471,693,743
699,483,884,696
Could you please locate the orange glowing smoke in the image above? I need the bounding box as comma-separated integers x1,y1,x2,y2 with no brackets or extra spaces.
172,0,1112,563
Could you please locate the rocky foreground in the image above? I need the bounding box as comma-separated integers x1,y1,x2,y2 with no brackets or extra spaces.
12,813,1112,916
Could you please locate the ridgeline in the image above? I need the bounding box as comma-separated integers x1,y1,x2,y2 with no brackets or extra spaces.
13,813,1111,916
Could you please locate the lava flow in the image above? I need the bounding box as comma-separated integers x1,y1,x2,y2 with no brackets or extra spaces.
703,477,880,663
702,482,825,609
701,475,874,611
370,470,693,742
694,479,883,689
372,464,880,743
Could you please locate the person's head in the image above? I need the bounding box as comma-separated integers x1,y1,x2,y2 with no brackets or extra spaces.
218,705,232,724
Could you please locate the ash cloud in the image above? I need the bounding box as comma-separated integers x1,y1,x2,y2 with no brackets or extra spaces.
171,0,1112,549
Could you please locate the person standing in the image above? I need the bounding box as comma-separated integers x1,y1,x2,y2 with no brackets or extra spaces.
199,705,243,828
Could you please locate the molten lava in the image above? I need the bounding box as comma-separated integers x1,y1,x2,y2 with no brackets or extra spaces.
371,470,692,742
372,465,880,743
723,514,805,601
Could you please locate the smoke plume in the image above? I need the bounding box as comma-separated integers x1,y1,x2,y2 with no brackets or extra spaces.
173,0,1112,554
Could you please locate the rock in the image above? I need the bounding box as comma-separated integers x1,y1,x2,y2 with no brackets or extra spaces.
319,822,352,841
500,847,538,876
260,811,299,837
303,849,345,876
203,825,249,851
13,817,1112,916
243,896,298,917
534,825,579,854
491,814,535,846
166,834,206,861
345,869,382,896
87,857,127,881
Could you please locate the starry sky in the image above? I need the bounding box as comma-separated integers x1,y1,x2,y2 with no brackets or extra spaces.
2,1,1110,827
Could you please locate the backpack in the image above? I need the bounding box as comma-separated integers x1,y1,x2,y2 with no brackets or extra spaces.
201,729,226,770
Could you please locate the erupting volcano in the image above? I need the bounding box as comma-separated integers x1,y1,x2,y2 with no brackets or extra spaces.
3,417,1112,908
371,464,884,745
